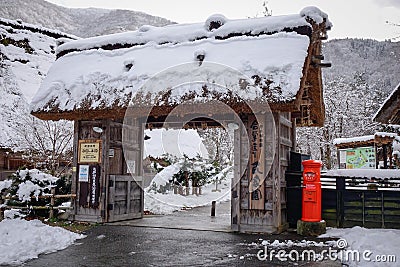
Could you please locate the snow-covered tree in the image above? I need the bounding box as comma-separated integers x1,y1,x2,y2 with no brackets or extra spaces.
197,128,233,169
296,39,400,169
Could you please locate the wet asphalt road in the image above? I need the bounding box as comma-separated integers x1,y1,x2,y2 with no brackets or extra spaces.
21,225,341,267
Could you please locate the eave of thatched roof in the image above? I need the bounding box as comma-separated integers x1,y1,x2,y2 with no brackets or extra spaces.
374,82,400,124
31,7,331,126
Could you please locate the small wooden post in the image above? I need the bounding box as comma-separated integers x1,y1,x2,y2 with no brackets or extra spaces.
0,196,4,221
211,201,216,217
49,187,56,219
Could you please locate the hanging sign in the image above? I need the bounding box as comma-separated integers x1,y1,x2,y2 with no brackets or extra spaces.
248,117,265,210
89,164,100,208
78,165,89,182
78,140,102,163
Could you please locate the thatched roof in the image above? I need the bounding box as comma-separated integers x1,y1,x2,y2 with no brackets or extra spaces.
374,82,400,124
31,7,331,126
333,132,398,149
0,17,76,40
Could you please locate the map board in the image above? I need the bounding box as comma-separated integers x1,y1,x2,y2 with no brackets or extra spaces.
342,146,375,169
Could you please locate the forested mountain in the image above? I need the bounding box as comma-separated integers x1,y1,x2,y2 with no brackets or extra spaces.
0,0,174,37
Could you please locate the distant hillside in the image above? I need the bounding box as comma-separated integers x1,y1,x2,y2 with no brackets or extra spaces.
0,17,71,148
0,0,174,37
323,38,400,93
297,38,400,167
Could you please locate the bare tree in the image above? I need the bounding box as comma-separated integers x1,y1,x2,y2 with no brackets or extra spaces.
16,116,73,176
262,1,272,17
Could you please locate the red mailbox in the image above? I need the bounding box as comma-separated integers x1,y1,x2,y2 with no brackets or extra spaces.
301,160,323,222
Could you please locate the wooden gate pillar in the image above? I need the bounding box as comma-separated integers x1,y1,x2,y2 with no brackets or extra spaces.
232,112,291,233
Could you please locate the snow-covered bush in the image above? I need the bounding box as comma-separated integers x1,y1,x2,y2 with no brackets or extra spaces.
0,169,65,218
172,155,219,187
146,153,224,194
7,169,58,202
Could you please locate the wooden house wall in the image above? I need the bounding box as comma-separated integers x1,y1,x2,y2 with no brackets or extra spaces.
0,153,5,169
232,112,293,233
73,120,104,222
72,118,144,222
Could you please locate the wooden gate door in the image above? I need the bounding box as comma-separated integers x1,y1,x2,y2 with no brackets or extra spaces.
107,175,143,222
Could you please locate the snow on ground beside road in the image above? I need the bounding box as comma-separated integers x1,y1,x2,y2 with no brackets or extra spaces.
144,167,232,214
0,219,85,265
319,226,400,266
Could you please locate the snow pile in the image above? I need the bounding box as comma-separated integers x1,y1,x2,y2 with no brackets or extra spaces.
144,167,232,214
4,209,26,219
0,218,85,265
144,129,208,159
300,6,331,26
320,226,400,266
148,164,181,188
205,14,227,30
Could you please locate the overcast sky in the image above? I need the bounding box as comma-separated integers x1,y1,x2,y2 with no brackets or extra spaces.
47,0,399,41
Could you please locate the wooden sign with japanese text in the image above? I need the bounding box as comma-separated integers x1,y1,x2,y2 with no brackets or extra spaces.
248,117,265,210
78,140,102,163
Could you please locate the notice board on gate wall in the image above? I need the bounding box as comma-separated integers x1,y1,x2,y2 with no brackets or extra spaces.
78,140,102,163
78,164,101,208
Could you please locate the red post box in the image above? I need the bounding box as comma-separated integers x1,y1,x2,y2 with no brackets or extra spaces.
301,160,323,222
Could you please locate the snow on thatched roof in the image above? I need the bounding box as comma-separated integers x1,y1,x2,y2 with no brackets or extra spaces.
333,132,398,147
31,7,331,121
0,17,77,41
374,82,400,124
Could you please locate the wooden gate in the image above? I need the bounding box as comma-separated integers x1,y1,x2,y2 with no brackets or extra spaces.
107,175,143,222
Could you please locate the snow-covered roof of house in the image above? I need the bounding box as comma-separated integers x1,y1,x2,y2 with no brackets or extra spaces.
374,82,400,124
333,132,398,148
0,17,75,149
323,169,400,179
31,7,331,126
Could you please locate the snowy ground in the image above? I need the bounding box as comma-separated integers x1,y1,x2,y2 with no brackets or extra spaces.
144,166,232,214
320,227,399,266
253,227,399,266
0,218,85,265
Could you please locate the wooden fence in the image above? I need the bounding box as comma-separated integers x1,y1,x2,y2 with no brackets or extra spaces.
0,188,76,221
286,171,400,229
